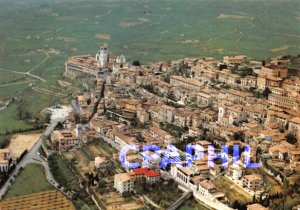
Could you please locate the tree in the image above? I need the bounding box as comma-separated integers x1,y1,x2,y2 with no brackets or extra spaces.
234,131,245,141
135,179,147,194
132,61,141,66
191,71,195,78
167,91,176,101
240,68,253,77
136,133,145,142
219,64,227,70
162,74,170,83
17,97,32,120
122,191,131,197
286,132,297,144
263,87,271,98
0,137,10,148
233,200,240,209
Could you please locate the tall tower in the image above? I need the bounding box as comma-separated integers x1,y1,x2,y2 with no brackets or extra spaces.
96,44,108,67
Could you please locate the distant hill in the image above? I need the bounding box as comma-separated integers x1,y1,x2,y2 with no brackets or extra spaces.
0,0,300,62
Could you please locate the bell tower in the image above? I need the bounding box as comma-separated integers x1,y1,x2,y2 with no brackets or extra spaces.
96,44,108,67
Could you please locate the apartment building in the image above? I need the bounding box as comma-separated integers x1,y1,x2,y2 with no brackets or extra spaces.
223,55,247,65
243,174,263,191
268,93,299,111
158,105,176,123
227,165,244,181
198,180,225,201
149,126,175,145
114,168,160,194
132,168,160,184
196,89,216,107
114,173,134,194
50,130,82,152
289,117,300,136
170,75,203,92
241,76,257,88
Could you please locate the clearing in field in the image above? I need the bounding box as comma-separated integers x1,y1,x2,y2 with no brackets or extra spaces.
0,190,75,210
138,17,150,22
118,17,151,28
47,48,61,55
271,45,289,52
56,36,78,42
119,20,140,28
216,13,253,20
180,39,200,44
9,133,41,159
95,33,112,40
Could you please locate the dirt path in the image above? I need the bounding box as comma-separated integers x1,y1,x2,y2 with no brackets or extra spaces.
0,50,51,82
0,80,35,87
27,52,50,74
0,99,11,112
237,31,244,42
0,68,46,82
32,87,66,97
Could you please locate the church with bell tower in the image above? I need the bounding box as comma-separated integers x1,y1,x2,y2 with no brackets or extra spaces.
96,43,109,67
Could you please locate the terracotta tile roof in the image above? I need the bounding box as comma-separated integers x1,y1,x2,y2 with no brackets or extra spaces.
132,168,160,177
199,180,216,190
115,173,132,182
244,174,262,182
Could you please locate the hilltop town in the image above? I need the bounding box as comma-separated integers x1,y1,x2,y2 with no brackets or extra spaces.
1,44,300,210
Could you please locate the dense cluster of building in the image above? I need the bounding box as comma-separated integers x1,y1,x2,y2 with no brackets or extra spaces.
49,45,300,209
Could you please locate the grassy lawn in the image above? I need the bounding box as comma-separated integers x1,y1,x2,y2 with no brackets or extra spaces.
0,103,34,134
5,163,53,198
213,176,252,205
0,87,70,134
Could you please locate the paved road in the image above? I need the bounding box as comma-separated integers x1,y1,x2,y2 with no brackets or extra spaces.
31,158,59,188
0,120,60,199
71,99,80,114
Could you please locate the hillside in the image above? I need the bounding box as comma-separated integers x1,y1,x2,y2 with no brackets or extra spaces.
0,0,299,132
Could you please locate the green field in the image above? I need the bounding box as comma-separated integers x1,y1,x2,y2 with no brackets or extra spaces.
0,0,300,132
5,163,53,198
